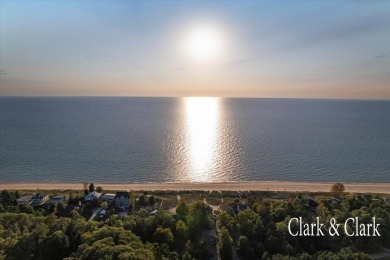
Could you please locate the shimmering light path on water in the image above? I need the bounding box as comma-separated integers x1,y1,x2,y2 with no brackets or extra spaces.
1,97,389,183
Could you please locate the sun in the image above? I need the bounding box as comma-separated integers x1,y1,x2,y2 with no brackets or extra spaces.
185,27,223,62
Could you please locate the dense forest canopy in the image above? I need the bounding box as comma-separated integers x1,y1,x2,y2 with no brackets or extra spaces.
0,189,389,260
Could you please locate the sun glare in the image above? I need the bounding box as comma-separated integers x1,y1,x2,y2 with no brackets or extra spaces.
185,97,219,181
186,27,223,62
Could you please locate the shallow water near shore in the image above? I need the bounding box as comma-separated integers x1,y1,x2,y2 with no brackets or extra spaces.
1,97,389,183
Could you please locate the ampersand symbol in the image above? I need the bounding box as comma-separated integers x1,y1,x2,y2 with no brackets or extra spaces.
328,218,340,236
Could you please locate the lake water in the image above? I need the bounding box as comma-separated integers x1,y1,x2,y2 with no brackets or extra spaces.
1,97,389,183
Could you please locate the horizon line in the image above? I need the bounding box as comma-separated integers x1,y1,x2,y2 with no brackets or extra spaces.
1,95,389,102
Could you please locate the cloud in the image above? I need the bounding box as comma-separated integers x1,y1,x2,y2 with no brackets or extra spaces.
374,55,387,59
227,12,390,67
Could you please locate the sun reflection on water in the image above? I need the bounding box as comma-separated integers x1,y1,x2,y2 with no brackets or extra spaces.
185,97,219,182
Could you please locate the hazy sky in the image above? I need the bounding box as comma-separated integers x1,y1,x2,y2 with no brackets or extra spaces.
1,0,390,99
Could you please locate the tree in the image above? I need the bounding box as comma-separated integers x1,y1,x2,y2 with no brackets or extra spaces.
237,235,255,259
139,195,146,207
217,211,233,230
42,230,70,260
149,195,156,206
88,183,95,193
154,243,170,260
1,190,16,207
182,251,192,260
96,186,103,193
18,203,34,214
130,190,136,206
153,227,173,245
331,182,345,196
176,200,189,222
154,210,174,228
57,202,64,212
101,201,108,209
187,201,211,239
235,210,262,239
68,192,74,204
175,220,188,249
219,227,232,260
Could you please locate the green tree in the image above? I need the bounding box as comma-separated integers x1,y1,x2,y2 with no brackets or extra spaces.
218,227,232,260
139,195,146,207
42,230,70,260
235,210,262,239
0,190,16,207
153,227,173,244
154,210,174,228
130,190,136,206
187,200,210,238
149,195,156,206
101,201,108,209
88,183,95,193
153,243,170,260
330,182,345,196
83,183,89,195
18,203,34,214
237,235,255,259
175,220,188,249
217,211,233,230
182,251,192,260
176,200,189,222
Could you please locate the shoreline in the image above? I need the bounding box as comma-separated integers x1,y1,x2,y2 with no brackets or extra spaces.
0,181,389,194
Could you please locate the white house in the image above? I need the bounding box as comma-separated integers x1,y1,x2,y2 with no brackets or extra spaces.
114,191,130,208
84,191,102,201
30,193,49,205
102,193,116,202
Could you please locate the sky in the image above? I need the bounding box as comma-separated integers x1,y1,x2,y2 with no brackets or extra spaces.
1,0,390,99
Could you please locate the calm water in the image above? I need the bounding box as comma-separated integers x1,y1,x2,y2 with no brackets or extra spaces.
1,97,389,183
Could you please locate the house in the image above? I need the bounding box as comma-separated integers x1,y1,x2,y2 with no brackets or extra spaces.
149,209,158,216
332,196,342,203
16,195,32,205
303,194,319,209
50,195,66,204
114,191,130,208
102,193,116,202
100,209,107,218
84,191,102,201
30,193,49,205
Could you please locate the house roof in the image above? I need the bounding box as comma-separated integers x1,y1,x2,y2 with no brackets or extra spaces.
102,193,116,198
51,195,65,199
102,193,116,200
86,191,101,197
115,191,129,199
32,193,47,198
17,195,32,202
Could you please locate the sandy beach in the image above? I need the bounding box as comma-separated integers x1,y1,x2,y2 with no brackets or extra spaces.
0,181,389,194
